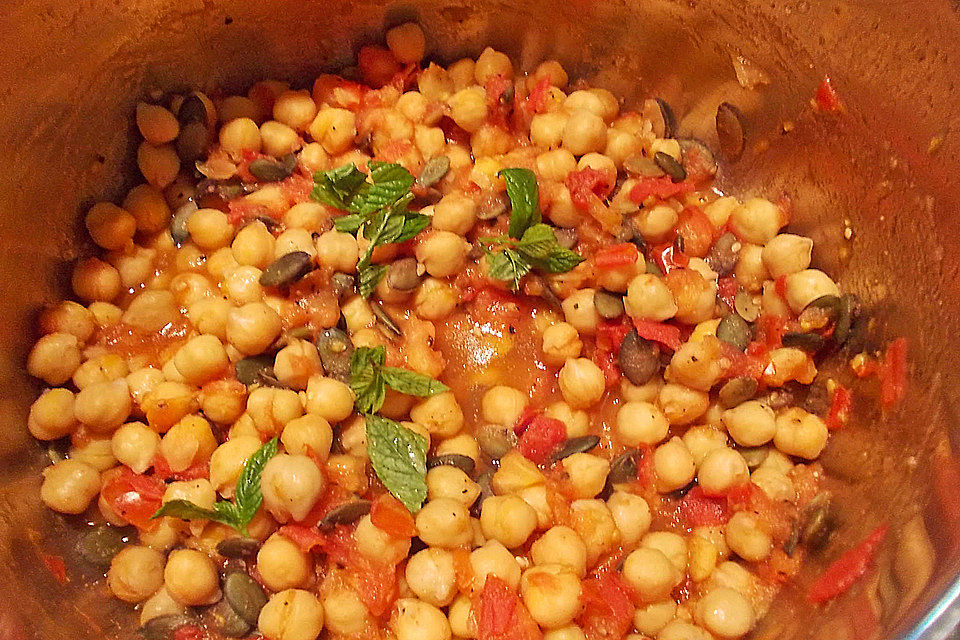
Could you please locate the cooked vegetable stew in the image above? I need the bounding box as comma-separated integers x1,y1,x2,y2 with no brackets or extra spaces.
24,22,941,640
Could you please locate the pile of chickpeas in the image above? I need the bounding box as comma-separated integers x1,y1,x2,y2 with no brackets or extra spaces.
26,20,848,640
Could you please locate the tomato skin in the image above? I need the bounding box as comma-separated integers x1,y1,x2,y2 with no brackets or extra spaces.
825,384,853,430
593,317,634,387
677,486,731,526
39,552,68,585
632,318,681,351
152,455,209,482
358,46,402,88
880,337,908,409
312,74,367,110
814,76,842,112
650,243,689,274
172,625,204,640
578,570,636,640
524,78,552,114
370,494,417,539
567,168,615,210
476,576,543,640
593,243,639,269
323,526,400,616
716,276,739,309
628,176,694,203
807,525,888,604
517,416,567,465
485,74,513,127
675,207,715,257
278,524,327,553
100,466,165,530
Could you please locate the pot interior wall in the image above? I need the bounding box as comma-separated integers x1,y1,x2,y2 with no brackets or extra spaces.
0,0,958,638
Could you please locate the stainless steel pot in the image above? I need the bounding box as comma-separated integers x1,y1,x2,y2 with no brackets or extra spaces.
0,0,957,638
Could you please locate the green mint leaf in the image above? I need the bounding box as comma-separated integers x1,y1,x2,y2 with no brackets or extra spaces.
360,162,415,214
358,264,388,299
396,214,431,243
351,346,388,412
543,247,585,273
486,248,531,291
381,367,450,398
366,208,407,246
311,164,368,211
500,168,542,239
151,499,239,528
233,437,279,530
334,213,366,235
365,414,428,512
516,223,558,261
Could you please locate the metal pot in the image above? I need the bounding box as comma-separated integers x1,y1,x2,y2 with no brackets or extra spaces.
0,0,957,638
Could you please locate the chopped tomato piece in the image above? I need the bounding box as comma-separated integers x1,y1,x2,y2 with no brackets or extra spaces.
650,243,689,274
370,494,417,539
279,524,327,553
470,287,523,325
39,552,68,585
675,207,715,257
678,486,730,526
453,547,475,594
357,46,402,88
825,384,853,430
594,243,640,269
517,416,567,465
513,406,539,436
716,276,739,309
567,168,615,210
593,317,633,387
814,76,842,112
879,337,908,409
312,74,367,110
324,527,399,616
774,275,788,298
756,314,789,348
100,466,165,530
476,576,543,640
632,318,682,351
579,570,636,640
485,74,513,127
152,455,210,482
524,78,552,114
807,524,888,603
629,176,694,203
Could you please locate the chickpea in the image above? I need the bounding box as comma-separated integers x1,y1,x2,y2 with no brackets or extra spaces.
140,586,188,626
773,407,829,459
308,108,356,155
219,95,260,123
171,334,229,385
659,621,714,640
531,112,569,150
261,453,326,523
271,340,322,390
410,391,464,438
75,379,132,433
163,479,216,514
783,269,841,314
696,447,749,496
621,376,663,403
40,459,100,514
127,366,164,406
635,204,678,241
112,422,161,474
531,526,588,576
260,120,301,157
273,91,317,131
541,322,583,366
39,300,96,342
558,358,605,408
209,435,262,497
622,547,681,602
69,435,115,471
569,499,619,565
390,598,451,640
136,102,179,144
220,117,261,158
474,46,513,83
695,587,755,639
312,230,360,274
479,494,537,548
226,302,282,355
107,546,164,603
604,129,642,168
445,86,487,133
682,425,728,465
658,383,710,426
233,220,276,269
521,565,582,628
562,453,609,498
427,465,480,505
668,336,727,392
72,257,121,302
278,415,331,460
688,532,719,582
478,386,526,428
137,142,180,188
85,202,136,251
664,268,716,325
159,415,217,472
415,231,470,277
432,193,477,235
625,274,677,321
304,375,355,423
761,233,813,278
470,540,521,590
730,198,783,245
435,434,480,463
562,109,607,156
750,466,796,503
722,401,776,447
543,401,589,437
28,388,78,441
726,511,772,561
275,229,317,259
405,548,457,607
607,491,652,548
355,513,411,564
258,532,312,591
163,548,220,606
142,381,199,432
634,601,678,637
561,288,601,335
258,589,325,640
537,149,577,182
27,333,81,385
654,437,696,493
322,584,372,636
188,208,235,250
616,401,669,446
414,497,472,548
414,277,458,320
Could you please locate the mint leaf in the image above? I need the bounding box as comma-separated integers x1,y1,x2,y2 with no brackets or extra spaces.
381,367,450,397
312,164,368,211
361,162,415,214
486,248,531,291
334,213,365,235
351,346,388,413
151,500,235,526
358,264,388,299
396,214,431,243
365,414,428,512
500,168,542,239
515,223,558,262
233,437,278,529
543,247,584,273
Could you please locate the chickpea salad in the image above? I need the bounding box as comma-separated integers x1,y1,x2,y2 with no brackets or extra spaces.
25,21,911,640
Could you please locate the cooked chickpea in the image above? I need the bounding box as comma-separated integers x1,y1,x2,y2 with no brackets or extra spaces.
426,465,480,505
75,379,132,433
543,401,589,437
107,546,164,603
272,340,323,390
722,401,776,447
773,407,829,459
682,424,727,465
751,466,797,502
390,598,451,640
416,497,473,548
284,202,327,232
140,586,188,625
164,548,220,606
27,333,81,385
659,621,714,640
480,495,538,548
447,87,488,133
521,565,582,628
259,589,325,640
607,491,652,547
414,277,458,320
72,257,121,302
321,585,372,635
541,322,583,365
247,387,304,437
432,193,477,235
537,149,577,182
658,382,710,426
85,202,136,251
273,91,317,131
635,205,678,241
668,337,727,392
561,288,601,335
355,513,411,564
570,499,620,564
531,526,588,576
625,274,677,321
562,109,607,156
136,102,179,144
39,300,96,342
480,386,528,428
562,453,609,498
634,601,678,637
137,142,180,188
470,540,521,590
761,233,812,278
410,391,465,438
304,375,354,423
697,447,749,496
558,358,605,408
261,120,301,157
159,415,217,471
664,268,716,325
220,117,261,158
187,208,234,250
695,587,755,638
309,108,357,155
726,511,772,561
173,334,229,384
112,422,161,474
28,388,78,440
260,453,326,522
783,269,841,313
474,47,513,83
226,302,282,355
642,531,688,575
622,547,680,602
209,435,262,497
258,532,312,591
233,220,276,268
730,198,783,244
531,112,569,149
616,401,669,446
654,437,697,492
415,231,470,277
405,548,457,607
40,459,100,514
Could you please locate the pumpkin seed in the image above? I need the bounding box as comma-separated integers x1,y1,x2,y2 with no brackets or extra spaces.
476,423,518,461
259,251,313,288
781,331,825,352
833,294,858,346
554,228,578,250
717,314,750,351
803,379,831,416
319,500,372,529
643,98,676,138
176,120,210,164
791,493,837,555
216,537,261,559
618,330,660,386
678,138,718,181
316,328,354,382
235,355,275,386
608,449,641,484
209,598,251,638
623,154,665,178
170,202,198,245
716,102,746,160
551,435,601,462
718,376,758,408
739,446,769,469
427,454,477,476
330,272,356,299
654,151,686,181
177,93,209,125
594,291,625,319
248,153,297,182
704,232,740,276
77,525,128,567
734,289,760,322
419,156,451,188
477,191,510,220
387,257,422,291
471,469,496,517
287,326,313,342
372,302,402,337
223,571,268,626
805,294,842,315
139,614,197,640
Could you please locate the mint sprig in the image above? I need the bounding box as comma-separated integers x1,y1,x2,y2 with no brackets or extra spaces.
365,414,428,512
350,346,449,413
151,438,278,535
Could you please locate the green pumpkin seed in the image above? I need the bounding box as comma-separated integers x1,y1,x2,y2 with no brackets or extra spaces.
477,423,518,461
551,435,601,462
654,151,686,182
223,571,268,626
608,449,641,484
139,614,197,640
419,155,451,188
248,153,297,182
471,469,496,517
786,492,836,556
235,354,275,386
175,120,210,164
319,500,372,530
718,376,758,408
716,102,746,160
330,272,356,299
618,330,660,386
387,257,422,291
177,93,209,125
170,202,198,245
717,314,750,351
372,302,402,337
209,598,251,638
781,331,825,352
623,154,665,178
260,251,313,287
734,289,760,322
316,328,354,382
427,454,477,476
216,537,261,559
805,294,842,315
739,446,769,469
656,99,677,137
594,291,625,319
832,294,858,346
705,232,740,277
77,525,128,567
